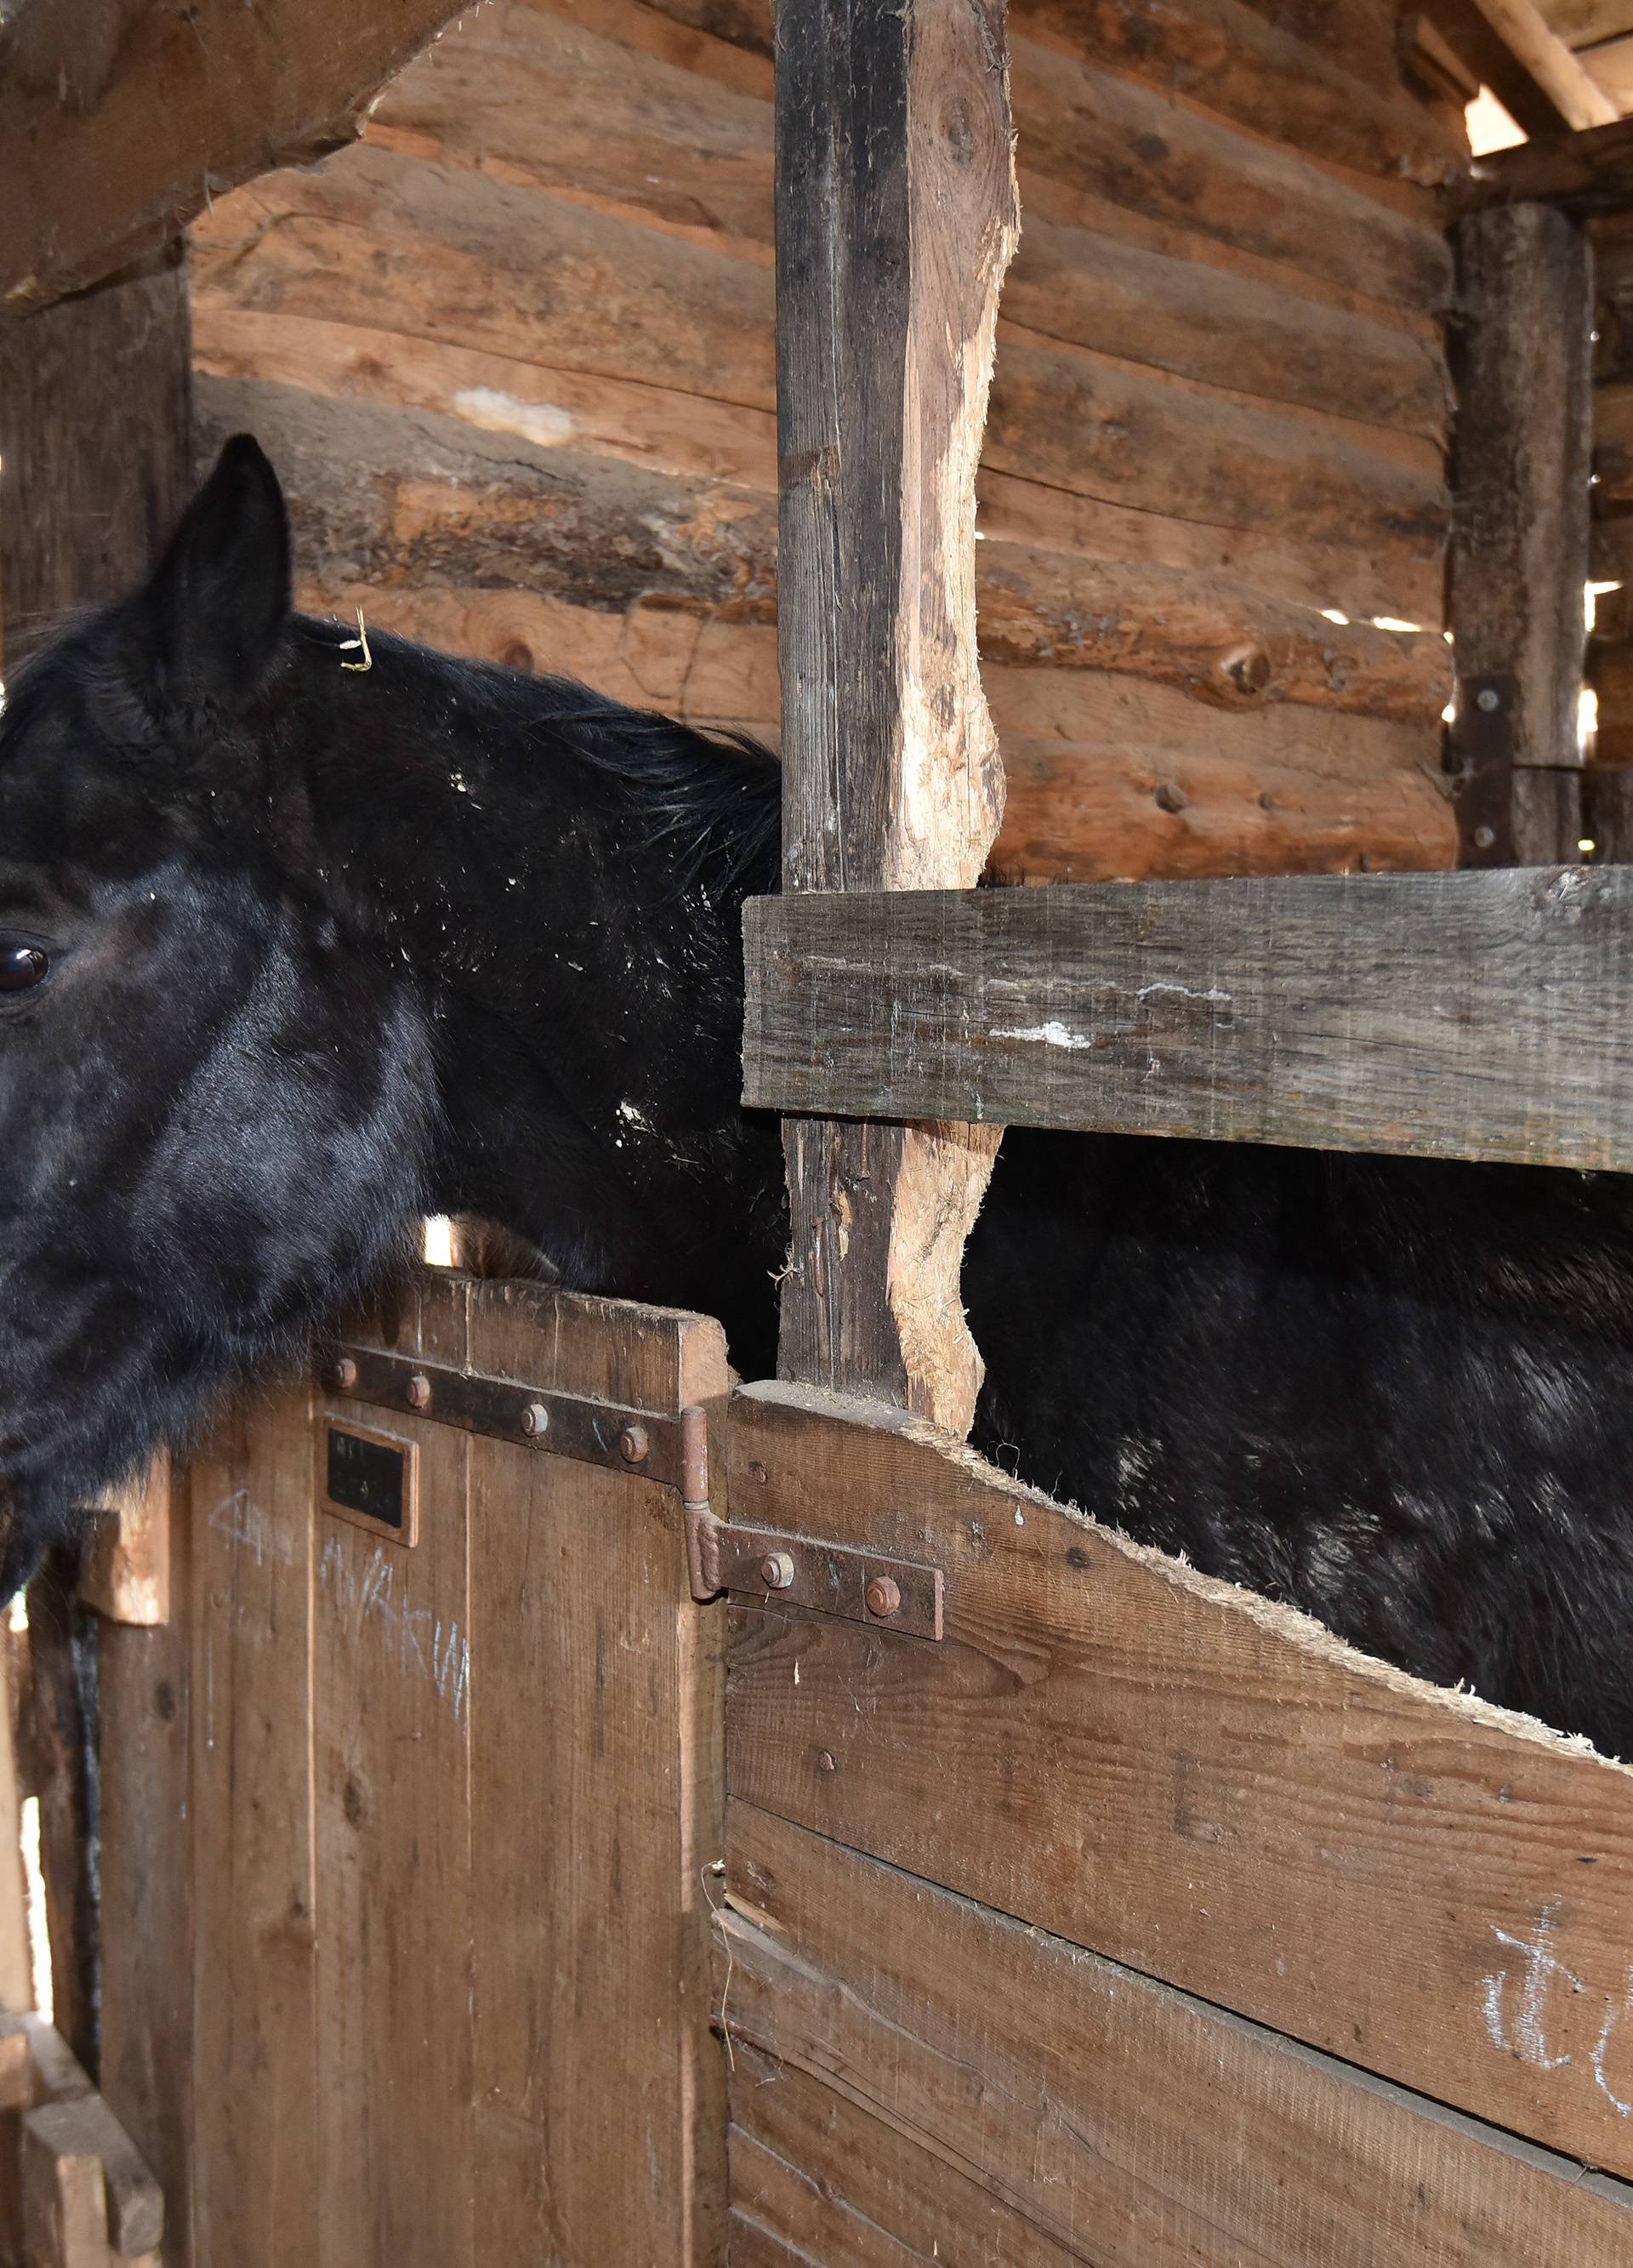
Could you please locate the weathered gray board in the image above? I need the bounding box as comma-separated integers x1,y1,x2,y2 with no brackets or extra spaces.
741,867,1633,1169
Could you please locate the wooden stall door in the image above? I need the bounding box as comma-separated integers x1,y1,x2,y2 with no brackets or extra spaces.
717,1383,1633,2268
98,1273,731,2268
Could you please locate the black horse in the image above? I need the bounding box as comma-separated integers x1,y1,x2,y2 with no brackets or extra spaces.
5,436,1633,1755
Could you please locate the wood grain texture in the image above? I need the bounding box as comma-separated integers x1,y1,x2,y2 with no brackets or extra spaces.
139,1276,731,2266
729,2042,1090,2265
0,0,464,309
646,0,1465,185
1465,111,1633,214
20,1580,97,2079
359,0,1454,439
743,867,1633,1168
774,0,1016,1436
188,1394,319,2268
1448,205,1593,803
720,1805,1633,2265
314,1413,474,2268
992,729,1455,881
192,148,1448,584
95,1474,193,2268
0,251,190,668
79,1459,171,1630
196,364,1450,727
722,1381,1633,2174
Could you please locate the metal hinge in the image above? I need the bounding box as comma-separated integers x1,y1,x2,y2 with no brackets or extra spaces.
319,1343,709,1498
685,1505,944,1640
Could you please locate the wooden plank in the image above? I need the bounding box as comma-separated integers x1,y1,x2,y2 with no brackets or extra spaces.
742,870,1633,1167
1460,0,1619,126
20,1577,96,2077
20,2106,112,2268
95,1472,193,2268
79,1459,170,1630
773,0,1016,1435
720,1804,1633,2265
188,1394,319,2268
313,1402,472,2268
723,1381,1633,2174
1448,202,1592,872
0,249,190,664
0,0,468,311
0,1656,35,2022
730,2043,1088,2265
464,1281,729,2268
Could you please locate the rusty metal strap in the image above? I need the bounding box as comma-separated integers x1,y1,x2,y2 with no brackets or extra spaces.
686,1506,944,1641
319,1344,708,1498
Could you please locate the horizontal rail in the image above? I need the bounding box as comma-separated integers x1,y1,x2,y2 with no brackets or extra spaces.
742,867,1633,1171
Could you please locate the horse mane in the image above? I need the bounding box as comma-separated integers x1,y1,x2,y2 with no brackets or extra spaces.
297,616,783,906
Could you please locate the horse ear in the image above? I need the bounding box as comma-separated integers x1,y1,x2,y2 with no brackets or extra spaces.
140,435,292,709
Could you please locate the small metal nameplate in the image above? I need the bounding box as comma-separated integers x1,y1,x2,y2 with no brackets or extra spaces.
321,1420,419,1546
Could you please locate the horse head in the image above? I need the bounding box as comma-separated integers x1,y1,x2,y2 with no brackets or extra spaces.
0,436,433,1594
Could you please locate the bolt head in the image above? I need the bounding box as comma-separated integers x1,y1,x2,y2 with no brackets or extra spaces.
760,1551,796,1591
406,1372,432,1410
521,1402,549,1438
1473,824,1497,851
865,1576,902,1619
1477,687,1501,713
327,1356,358,1393
618,1423,649,1464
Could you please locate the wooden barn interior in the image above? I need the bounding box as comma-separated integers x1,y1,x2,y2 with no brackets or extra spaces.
7,0,1633,2259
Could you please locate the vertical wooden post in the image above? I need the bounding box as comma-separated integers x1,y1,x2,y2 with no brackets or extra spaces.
0,251,192,2099
1448,203,1593,866
774,0,1018,1434
0,250,191,664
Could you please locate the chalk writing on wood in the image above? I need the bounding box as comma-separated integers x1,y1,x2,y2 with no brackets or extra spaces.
319,1531,469,1722
1483,1902,1633,2116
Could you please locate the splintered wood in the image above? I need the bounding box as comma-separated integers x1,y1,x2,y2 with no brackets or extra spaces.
774,0,1017,1436
720,1382,1633,2239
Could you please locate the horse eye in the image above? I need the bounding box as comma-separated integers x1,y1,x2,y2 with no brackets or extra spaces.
0,947,48,994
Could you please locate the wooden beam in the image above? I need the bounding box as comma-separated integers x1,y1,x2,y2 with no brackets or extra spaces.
772,0,1017,1435
1448,203,1593,863
743,867,1633,1169
0,0,468,312
1459,0,1619,127
1460,112,1633,214
0,254,191,667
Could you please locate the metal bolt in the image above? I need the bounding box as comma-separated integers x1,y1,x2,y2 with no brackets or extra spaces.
521,1402,549,1438
1477,687,1501,713
865,1576,902,1619
327,1356,358,1393
406,1372,432,1410
760,1551,796,1591
1473,824,1497,850
618,1424,649,1464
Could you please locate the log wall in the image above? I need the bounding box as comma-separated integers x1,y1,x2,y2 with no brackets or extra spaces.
186,0,1464,882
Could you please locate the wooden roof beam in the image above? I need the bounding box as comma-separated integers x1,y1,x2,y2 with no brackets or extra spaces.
0,0,469,314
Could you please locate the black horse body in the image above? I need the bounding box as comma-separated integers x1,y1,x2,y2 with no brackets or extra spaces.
3,437,1631,1755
